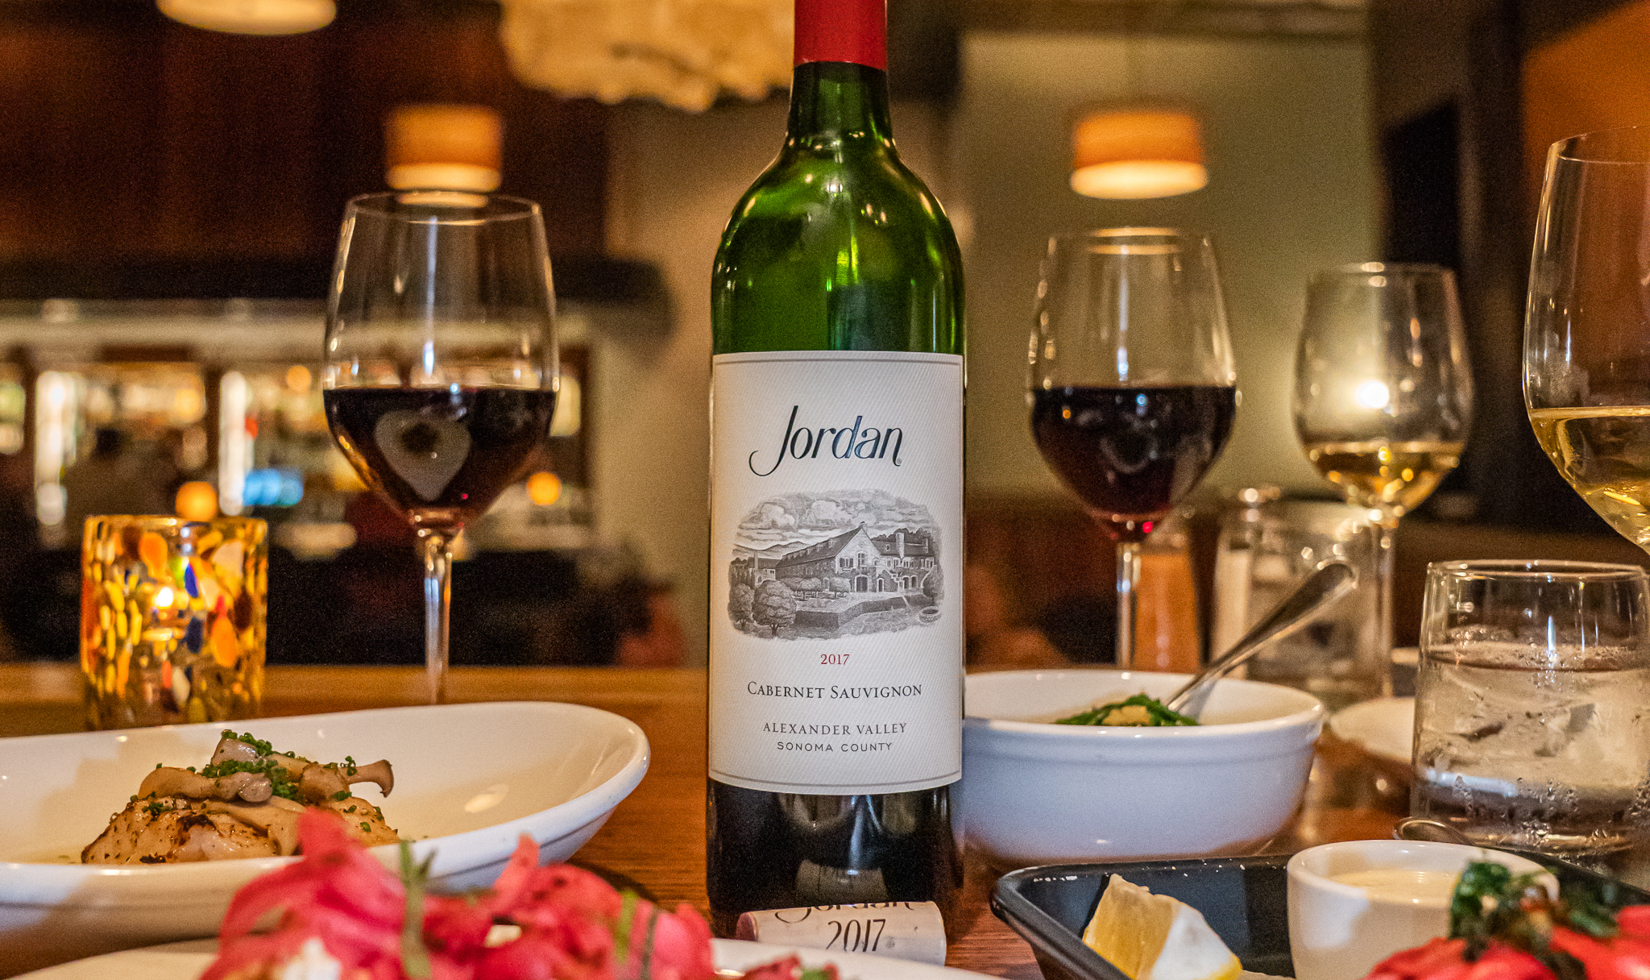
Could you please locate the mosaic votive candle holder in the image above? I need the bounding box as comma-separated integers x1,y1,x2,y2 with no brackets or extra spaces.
81,515,267,729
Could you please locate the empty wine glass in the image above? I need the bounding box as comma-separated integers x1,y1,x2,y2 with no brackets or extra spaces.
323,191,559,703
1029,228,1238,669
1293,263,1474,672
1525,126,1650,552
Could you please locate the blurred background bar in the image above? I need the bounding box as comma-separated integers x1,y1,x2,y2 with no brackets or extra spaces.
0,298,669,667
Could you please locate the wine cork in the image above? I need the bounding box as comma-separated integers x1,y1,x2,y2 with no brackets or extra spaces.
734,902,946,965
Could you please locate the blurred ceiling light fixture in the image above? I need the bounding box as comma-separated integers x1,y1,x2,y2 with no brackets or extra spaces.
157,0,336,34
1071,108,1208,199
494,0,791,112
385,104,504,193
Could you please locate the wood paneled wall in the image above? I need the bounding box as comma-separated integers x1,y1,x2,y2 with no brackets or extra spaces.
1367,0,1634,536
0,2,609,297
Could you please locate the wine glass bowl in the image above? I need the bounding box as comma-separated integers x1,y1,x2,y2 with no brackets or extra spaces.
1294,264,1473,517
1292,262,1473,668
1028,228,1238,668
323,192,558,702
1525,126,1650,552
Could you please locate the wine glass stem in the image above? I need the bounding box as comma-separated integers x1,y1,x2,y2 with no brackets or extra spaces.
1372,511,1398,689
417,527,455,705
1116,540,1142,670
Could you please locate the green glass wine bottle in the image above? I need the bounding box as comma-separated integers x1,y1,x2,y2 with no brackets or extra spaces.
706,0,965,937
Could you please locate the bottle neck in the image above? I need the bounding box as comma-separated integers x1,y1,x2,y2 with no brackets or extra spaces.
786,61,895,146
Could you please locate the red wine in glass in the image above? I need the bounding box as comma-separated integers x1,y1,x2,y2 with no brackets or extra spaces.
1031,384,1237,541
324,386,556,531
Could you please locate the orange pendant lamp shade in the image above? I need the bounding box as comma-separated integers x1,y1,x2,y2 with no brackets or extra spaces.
157,0,335,34
1071,108,1208,200
385,104,504,194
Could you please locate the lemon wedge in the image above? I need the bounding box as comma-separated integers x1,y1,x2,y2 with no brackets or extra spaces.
1081,875,1242,980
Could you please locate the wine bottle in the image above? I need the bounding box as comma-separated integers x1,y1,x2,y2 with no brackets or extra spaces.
706,0,965,936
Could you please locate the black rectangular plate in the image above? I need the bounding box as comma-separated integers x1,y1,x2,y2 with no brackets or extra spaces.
990,851,1650,980
991,856,1293,980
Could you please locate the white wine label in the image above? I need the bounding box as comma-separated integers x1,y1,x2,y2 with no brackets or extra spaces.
710,350,964,794
734,902,947,965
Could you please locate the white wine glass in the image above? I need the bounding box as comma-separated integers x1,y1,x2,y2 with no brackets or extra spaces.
1293,263,1474,669
323,191,559,703
1526,126,1650,551
1029,228,1238,669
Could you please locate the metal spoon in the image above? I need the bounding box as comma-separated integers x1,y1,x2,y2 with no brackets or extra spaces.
1395,817,1474,844
1394,819,1586,899
1161,558,1359,720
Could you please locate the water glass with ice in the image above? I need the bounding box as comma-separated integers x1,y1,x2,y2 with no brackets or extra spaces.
1412,560,1650,867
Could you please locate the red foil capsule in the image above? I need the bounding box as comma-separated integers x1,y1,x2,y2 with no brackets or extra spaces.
794,0,886,70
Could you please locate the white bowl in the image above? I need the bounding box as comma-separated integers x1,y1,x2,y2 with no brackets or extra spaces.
961,669,1324,867
0,701,650,975
1287,839,1548,980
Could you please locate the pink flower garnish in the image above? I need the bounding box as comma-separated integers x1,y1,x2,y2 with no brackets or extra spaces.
203,810,719,980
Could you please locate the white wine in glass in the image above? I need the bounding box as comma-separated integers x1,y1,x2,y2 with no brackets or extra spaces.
1298,438,1465,516
1294,263,1474,667
1526,408,1650,545
1526,126,1650,551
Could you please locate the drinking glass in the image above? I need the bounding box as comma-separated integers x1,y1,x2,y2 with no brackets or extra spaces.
1211,500,1382,710
323,191,558,703
1412,560,1650,867
1029,228,1238,669
1525,126,1650,551
1293,264,1474,669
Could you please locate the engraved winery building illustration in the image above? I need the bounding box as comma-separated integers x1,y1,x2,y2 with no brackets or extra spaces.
727,492,943,638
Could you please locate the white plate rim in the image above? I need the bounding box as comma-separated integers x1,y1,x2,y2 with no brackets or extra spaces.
10,937,997,980
1327,695,1414,765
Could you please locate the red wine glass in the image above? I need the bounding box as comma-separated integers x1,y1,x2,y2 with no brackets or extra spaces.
323,192,558,703
1029,228,1238,669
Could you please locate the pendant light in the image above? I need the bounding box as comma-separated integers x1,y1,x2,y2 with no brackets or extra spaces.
1070,107,1208,199
385,104,504,194
1070,13,1207,201
157,0,335,34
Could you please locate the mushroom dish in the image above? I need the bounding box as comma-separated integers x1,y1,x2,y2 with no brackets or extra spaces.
82,730,399,864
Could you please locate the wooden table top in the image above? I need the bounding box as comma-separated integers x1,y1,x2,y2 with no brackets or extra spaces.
0,663,1408,979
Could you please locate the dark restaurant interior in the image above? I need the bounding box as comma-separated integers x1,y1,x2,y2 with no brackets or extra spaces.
0,0,1644,670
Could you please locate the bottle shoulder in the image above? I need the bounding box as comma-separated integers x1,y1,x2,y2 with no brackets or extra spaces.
711,138,964,357
720,143,957,247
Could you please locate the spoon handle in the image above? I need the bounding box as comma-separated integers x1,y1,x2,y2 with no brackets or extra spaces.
1161,558,1358,717
1394,817,1474,845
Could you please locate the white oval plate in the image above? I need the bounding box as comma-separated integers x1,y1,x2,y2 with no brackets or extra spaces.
12,938,995,980
0,701,649,976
